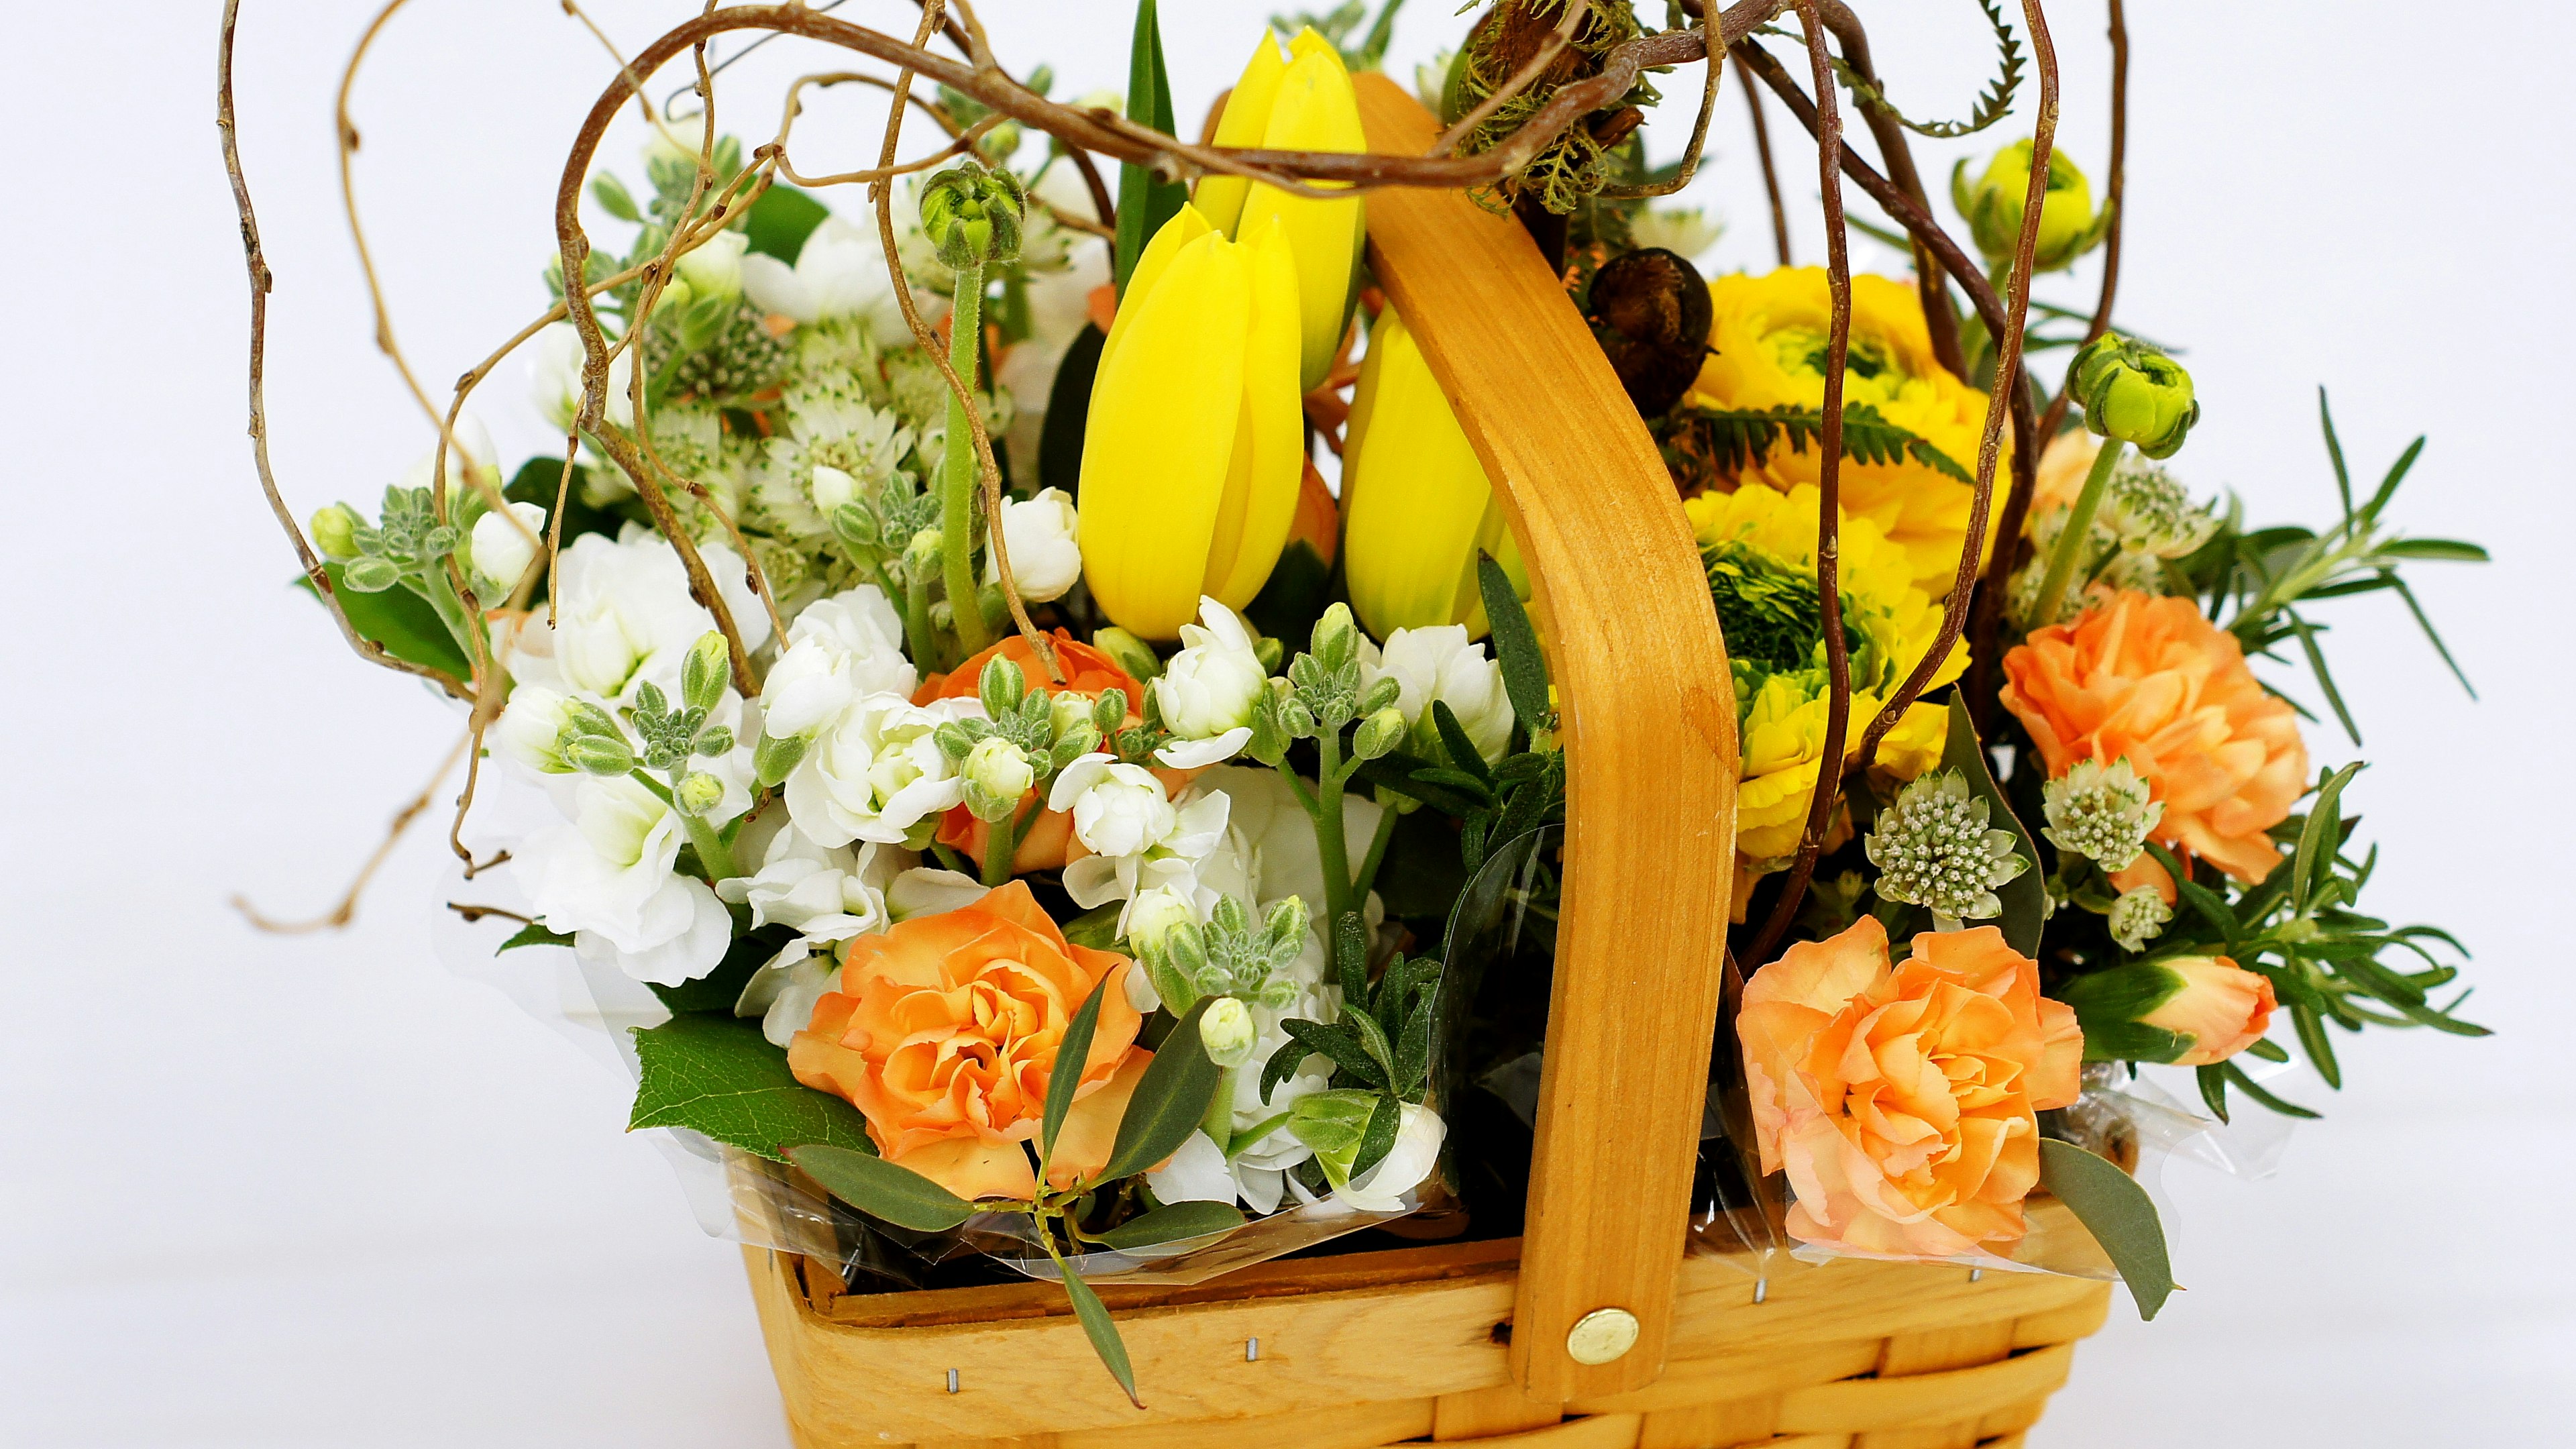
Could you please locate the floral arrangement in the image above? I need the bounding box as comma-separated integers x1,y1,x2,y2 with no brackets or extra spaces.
231,0,2491,1403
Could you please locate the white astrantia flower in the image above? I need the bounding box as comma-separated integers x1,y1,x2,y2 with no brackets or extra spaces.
2108,885,2174,953
529,321,634,431
754,379,918,539
1865,770,2030,926
714,828,904,943
469,501,547,594
2041,757,2164,872
983,487,1083,604
518,775,733,985
741,217,916,338
511,526,771,702
1153,598,1265,769
733,938,839,1048
1361,626,1515,765
784,694,974,847
760,585,917,739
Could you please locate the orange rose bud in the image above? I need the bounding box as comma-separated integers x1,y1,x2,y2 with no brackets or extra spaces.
2001,590,2307,884
786,881,1146,1200
2141,956,2277,1067
1738,918,2083,1259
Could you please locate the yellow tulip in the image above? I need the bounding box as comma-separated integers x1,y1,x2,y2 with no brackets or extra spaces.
1195,27,1365,391
1077,205,1303,640
1342,306,1527,641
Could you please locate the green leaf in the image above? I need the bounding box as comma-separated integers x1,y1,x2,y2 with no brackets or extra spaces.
2292,763,2363,911
1111,0,1185,297
294,564,472,679
1429,701,1493,784
1043,975,1113,1157
1097,998,1224,1181
1051,1244,1141,1407
1277,1018,1389,1091
2243,1036,2290,1063
2074,1020,2195,1065
2318,388,2352,516
1476,552,1552,733
2039,1138,2174,1320
2221,1059,2321,1119
1094,1199,1248,1249
647,928,783,1015
743,182,830,264
2388,575,2477,699
1348,1093,1401,1181
786,1142,977,1230
499,921,576,952
1060,902,1125,951
2284,612,2360,745
2373,537,2489,563
2358,435,2426,523
2145,843,2239,945
1941,703,2046,956
2194,1063,2231,1124
2289,1001,2342,1090
628,1014,876,1162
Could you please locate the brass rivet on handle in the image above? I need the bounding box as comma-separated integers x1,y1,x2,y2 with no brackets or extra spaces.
1565,1307,1640,1365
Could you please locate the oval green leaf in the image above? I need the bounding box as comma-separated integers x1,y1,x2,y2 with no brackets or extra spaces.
1095,1199,1248,1250
786,1142,977,1232
2039,1138,2173,1321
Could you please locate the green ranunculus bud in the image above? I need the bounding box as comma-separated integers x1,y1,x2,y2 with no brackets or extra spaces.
2070,333,2200,459
1951,140,2107,274
916,160,1026,270
676,770,725,815
311,503,362,561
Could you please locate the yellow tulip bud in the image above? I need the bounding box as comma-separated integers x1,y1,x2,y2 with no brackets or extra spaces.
1195,28,1366,390
1077,205,1303,640
1342,307,1527,641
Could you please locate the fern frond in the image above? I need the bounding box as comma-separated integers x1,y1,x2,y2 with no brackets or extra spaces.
1827,0,2024,140
1676,404,1976,486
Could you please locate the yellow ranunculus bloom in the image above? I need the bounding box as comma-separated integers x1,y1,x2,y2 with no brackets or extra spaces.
1077,205,1302,640
1686,268,2000,594
1684,485,1960,873
1194,27,1366,391
1341,305,1526,641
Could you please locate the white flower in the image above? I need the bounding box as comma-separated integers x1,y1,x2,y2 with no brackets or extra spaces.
675,228,748,304
962,736,1036,803
983,487,1083,604
1049,755,1177,859
529,321,634,431
1362,626,1515,764
1200,996,1260,1068
887,866,989,920
1187,766,1385,926
517,775,731,985
714,828,902,942
470,502,547,594
733,938,839,1048
740,217,911,338
1313,1103,1446,1214
785,695,971,847
494,684,574,775
515,526,771,702
808,464,859,514
996,222,1111,462
1629,205,1722,260
1153,598,1265,769
760,585,916,738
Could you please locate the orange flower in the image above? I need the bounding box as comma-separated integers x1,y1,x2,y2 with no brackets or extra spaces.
1739,919,2083,1258
916,632,1151,873
786,881,1147,1200
2144,955,2277,1067
2001,589,2307,884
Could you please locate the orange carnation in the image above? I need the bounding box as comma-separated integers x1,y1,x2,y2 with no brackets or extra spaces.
786,881,1147,1201
916,631,1152,873
2000,589,2307,884
1739,919,2083,1258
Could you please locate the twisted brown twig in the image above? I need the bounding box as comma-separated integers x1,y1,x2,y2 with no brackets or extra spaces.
1815,1,1965,375
1737,50,1792,265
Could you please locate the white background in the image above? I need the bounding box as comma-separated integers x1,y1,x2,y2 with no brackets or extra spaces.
4,2,2569,1444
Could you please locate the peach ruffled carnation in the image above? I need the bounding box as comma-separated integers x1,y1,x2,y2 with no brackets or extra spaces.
2000,589,2307,883
1739,919,2083,1258
787,881,1146,1201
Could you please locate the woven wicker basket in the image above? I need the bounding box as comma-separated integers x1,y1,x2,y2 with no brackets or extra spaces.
740,75,2110,1449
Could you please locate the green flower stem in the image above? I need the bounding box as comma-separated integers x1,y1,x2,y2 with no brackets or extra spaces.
1352,802,1400,905
1228,1111,1292,1160
1199,1065,1238,1146
408,567,486,676
628,769,739,883
1311,729,1355,933
2031,437,2126,626
941,260,995,663
981,793,1040,886
902,549,941,669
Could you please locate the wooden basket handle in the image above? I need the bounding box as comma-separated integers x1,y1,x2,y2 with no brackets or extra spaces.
1352,76,1741,1402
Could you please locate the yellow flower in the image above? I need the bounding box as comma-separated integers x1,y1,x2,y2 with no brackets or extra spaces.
1684,485,1960,870
1341,305,1526,639
1686,268,1999,594
1077,205,1303,640
1194,27,1366,391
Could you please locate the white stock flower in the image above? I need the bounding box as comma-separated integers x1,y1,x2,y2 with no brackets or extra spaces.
1362,626,1515,764
887,867,989,920
1049,756,1177,859
494,684,574,775
529,321,634,431
784,696,971,847
675,228,749,304
760,585,917,739
1187,766,1385,926
470,502,547,594
740,218,910,337
983,487,1083,604
519,527,771,701
962,736,1036,802
1312,1103,1446,1215
1629,206,1722,260
518,775,731,985
734,938,840,1048
714,828,903,943
1153,598,1265,768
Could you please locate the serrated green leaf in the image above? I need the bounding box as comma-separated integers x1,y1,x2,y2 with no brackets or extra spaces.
1094,1199,1247,1249
1941,704,2045,955
1477,552,1552,734
1043,975,1113,1157
1097,998,1224,1181
627,1014,875,1162
2039,1138,2173,1320
786,1142,977,1230
499,921,576,952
